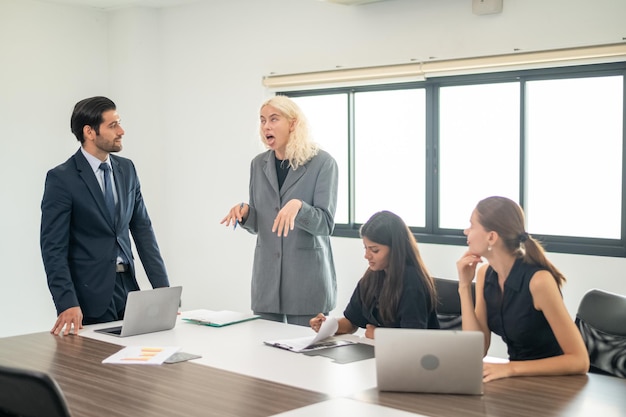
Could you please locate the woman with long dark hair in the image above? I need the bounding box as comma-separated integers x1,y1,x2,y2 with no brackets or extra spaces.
310,211,439,339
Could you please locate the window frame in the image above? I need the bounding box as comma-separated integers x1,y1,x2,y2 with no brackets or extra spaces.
284,62,626,257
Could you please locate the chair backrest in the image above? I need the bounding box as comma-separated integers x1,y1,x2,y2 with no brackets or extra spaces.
433,277,475,330
0,365,72,417
575,289,626,378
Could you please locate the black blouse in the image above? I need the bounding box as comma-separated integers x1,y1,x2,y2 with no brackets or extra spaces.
343,265,440,330
484,258,563,361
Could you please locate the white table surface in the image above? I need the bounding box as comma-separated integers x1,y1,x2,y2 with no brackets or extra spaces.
269,398,427,417
84,314,377,397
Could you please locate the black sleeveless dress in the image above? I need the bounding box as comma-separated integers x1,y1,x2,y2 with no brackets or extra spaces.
484,258,563,361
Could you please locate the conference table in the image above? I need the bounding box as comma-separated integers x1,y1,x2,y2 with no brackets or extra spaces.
1,316,625,417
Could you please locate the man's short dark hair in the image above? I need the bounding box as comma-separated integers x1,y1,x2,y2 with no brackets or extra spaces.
70,96,116,143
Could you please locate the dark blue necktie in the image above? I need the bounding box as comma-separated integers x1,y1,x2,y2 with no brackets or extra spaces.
99,162,115,221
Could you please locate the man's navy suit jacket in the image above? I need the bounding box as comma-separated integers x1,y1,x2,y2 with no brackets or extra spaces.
40,149,169,318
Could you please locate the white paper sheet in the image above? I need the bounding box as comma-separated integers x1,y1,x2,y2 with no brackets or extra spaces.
102,346,181,365
264,317,355,352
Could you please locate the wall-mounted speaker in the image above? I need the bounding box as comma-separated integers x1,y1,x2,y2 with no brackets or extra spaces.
472,0,503,15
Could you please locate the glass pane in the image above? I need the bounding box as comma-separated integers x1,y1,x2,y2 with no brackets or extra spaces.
290,94,349,224
354,89,426,226
439,83,521,229
525,76,623,239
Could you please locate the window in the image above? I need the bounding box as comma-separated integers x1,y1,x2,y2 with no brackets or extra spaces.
438,82,520,230
524,76,623,239
287,62,626,256
353,89,426,225
290,94,349,224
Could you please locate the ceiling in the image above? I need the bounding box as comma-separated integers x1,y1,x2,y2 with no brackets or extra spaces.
36,0,391,10
35,0,201,10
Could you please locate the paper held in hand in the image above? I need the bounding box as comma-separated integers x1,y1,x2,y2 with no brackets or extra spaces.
263,316,355,353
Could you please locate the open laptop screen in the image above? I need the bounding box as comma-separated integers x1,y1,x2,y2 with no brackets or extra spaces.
375,328,484,395
94,286,182,337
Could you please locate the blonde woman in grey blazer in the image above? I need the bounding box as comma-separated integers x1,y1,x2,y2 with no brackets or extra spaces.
222,96,338,326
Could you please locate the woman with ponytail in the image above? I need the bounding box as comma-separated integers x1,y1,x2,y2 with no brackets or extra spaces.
457,196,589,382
310,210,439,339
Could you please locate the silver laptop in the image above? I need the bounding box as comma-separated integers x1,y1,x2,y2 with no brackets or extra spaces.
375,328,484,395
94,286,182,337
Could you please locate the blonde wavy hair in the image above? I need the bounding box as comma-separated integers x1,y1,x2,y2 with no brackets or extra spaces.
259,95,319,170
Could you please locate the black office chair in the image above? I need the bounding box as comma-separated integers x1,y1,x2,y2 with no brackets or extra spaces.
433,277,475,330
0,365,72,417
575,289,626,378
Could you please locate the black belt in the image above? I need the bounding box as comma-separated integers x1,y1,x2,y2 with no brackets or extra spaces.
116,263,130,273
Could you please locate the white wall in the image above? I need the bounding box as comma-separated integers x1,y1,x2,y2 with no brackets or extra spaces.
0,0,110,335
2,0,625,358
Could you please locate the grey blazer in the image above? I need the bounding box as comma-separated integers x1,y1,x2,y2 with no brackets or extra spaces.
242,149,338,315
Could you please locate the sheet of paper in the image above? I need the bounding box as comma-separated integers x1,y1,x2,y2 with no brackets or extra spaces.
264,317,354,353
312,316,339,344
102,346,181,365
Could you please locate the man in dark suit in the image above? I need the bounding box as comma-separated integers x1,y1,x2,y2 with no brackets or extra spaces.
41,96,169,336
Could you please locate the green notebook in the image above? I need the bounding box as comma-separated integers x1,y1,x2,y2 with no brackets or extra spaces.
182,309,260,327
